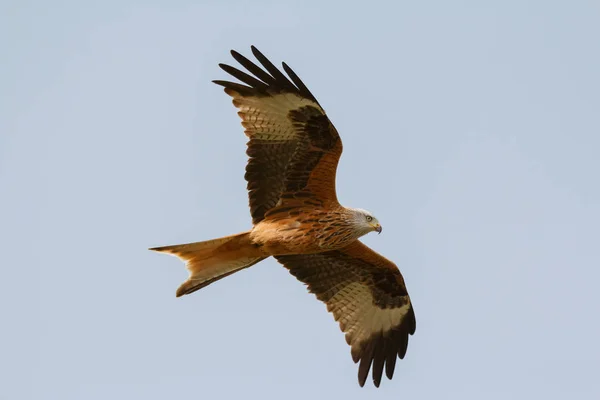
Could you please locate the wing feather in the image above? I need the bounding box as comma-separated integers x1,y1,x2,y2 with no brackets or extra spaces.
281,62,321,107
250,45,298,93
275,241,416,387
218,63,270,92
214,46,342,224
230,50,278,86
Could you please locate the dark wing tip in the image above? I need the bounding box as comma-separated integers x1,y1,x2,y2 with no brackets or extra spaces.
218,63,270,92
371,341,386,387
354,305,415,387
357,340,375,387
281,61,320,105
407,306,417,336
217,46,318,99
212,80,257,97
385,347,397,380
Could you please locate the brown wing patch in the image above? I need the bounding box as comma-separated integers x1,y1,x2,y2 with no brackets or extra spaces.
282,106,340,197
245,139,297,222
214,47,343,224
289,106,338,150
275,241,416,387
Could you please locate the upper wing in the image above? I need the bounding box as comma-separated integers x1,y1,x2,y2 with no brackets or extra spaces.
214,46,343,224
275,241,416,387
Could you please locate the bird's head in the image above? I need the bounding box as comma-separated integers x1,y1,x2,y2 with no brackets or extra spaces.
349,208,382,236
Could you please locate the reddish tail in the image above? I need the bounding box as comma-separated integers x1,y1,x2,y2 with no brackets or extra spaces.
150,231,265,297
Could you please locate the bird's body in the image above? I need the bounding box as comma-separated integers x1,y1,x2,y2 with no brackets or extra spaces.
151,46,416,387
251,206,370,254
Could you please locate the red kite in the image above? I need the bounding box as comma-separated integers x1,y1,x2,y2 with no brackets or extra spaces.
151,46,416,387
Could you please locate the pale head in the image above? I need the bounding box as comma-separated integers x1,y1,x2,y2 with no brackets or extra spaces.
348,208,382,236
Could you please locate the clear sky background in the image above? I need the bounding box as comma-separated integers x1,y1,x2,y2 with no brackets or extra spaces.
2,1,599,399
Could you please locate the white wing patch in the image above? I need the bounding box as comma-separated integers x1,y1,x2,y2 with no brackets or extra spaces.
327,282,411,348
231,92,321,141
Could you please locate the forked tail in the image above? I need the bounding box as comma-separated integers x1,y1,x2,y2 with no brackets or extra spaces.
150,231,266,297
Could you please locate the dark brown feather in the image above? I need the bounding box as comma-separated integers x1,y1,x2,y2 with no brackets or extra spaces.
245,140,297,223
385,339,398,380
230,50,277,86
371,337,387,387
358,340,375,387
250,46,298,93
212,80,255,96
218,63,270,92
282,62,321,107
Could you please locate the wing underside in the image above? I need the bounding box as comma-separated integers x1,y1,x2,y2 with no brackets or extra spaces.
276,240,416,387
214,46,343,224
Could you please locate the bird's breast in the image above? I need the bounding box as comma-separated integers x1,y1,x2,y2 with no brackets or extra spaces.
250,215,356,255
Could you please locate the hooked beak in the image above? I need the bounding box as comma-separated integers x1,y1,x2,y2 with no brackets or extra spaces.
374,224,382,234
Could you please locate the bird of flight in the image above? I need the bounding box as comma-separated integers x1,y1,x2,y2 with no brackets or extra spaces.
150,46,416,387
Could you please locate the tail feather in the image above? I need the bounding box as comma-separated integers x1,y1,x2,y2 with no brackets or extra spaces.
150,231,265,297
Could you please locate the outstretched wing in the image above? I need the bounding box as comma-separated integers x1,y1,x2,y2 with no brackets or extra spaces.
275,241,416,387
214,46,343,224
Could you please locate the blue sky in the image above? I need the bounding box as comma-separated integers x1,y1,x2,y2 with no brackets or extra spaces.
2,1,599,398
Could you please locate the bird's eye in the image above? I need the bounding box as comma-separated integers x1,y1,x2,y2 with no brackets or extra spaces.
366,215,373,222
